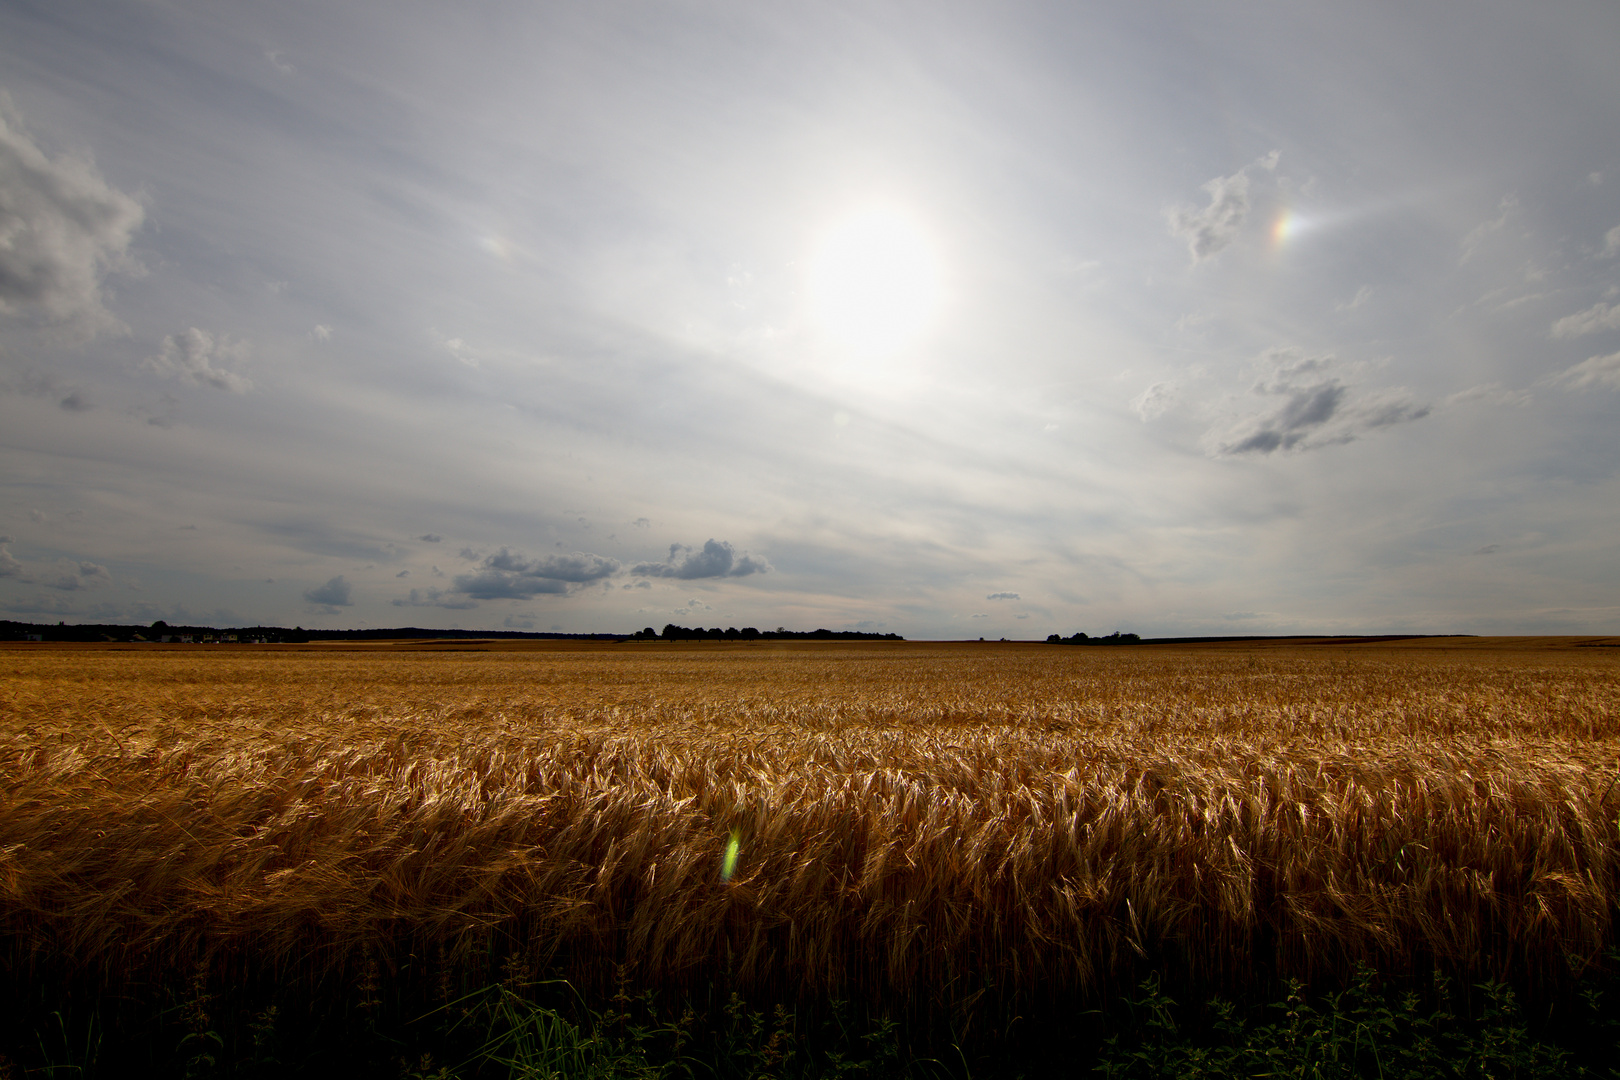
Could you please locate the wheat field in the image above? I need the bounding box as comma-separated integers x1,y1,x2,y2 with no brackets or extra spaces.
3,637,1619,1016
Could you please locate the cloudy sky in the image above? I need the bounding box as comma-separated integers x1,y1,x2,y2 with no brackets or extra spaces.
1,0,1617,637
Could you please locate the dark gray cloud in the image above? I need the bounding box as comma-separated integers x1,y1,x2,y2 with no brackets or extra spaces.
0,95,143,334
631,539,771,579
144,328,252,393
1215,352,1431,455
452,548,620,599
41,560,111,591
0,369,93,411
392,586,477,610
418,533,442,543
1166,151,1278,262
987,592,1020,600
303,575,352,606
0,545,110,590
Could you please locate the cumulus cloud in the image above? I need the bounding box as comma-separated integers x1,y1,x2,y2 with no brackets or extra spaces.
1550,301,1620,339
1166,150,1278,262
145,328,253,392
1602,225,1620,259
0,95,144,334
987,592,1020,600
1552,350,1620,391
0,546,25,580
1214,350,1430,455
452,548,620,599
303,575,352,606
631,539,771,579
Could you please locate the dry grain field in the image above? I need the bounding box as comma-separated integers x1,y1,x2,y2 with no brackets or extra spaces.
3,636,1620,1023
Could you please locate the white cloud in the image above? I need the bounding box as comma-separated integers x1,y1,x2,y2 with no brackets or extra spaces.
1552,351,1620,391
1550,301,1620,339
1443,383,1533,409
145,328,253,392
1132,381,1177,421
1165,150,1278,262
1459,195,1518,264
1602,225,1620,258
1336,285,1373,312
0,94,144,334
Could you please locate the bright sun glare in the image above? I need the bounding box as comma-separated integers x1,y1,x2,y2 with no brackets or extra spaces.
807,206,942,356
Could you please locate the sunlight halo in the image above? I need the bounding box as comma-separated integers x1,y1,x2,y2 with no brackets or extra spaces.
806,206,943,356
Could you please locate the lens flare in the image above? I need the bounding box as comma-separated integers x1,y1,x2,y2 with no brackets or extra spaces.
721,830,740,882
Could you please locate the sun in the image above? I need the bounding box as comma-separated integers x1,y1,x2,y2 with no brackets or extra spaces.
806,206,943,356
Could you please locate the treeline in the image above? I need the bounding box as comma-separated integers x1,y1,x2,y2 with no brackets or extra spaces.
1,620,625,644
635,624,903,642
0,619,901,644
1046,630,1142,645
0,620,309,644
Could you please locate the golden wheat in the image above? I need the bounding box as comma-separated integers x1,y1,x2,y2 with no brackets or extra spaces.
2,638,1617,1008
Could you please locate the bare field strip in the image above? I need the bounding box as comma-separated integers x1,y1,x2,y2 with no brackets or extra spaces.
3,638,1619,1011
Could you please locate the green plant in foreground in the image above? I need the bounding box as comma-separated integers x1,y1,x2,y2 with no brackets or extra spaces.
33,1010,101,1078
1093,966,1594,1080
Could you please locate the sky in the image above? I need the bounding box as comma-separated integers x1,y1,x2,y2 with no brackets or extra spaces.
1,0,1617,638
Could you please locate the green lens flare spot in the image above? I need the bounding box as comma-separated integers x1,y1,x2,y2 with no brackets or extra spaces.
722,831,741,882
